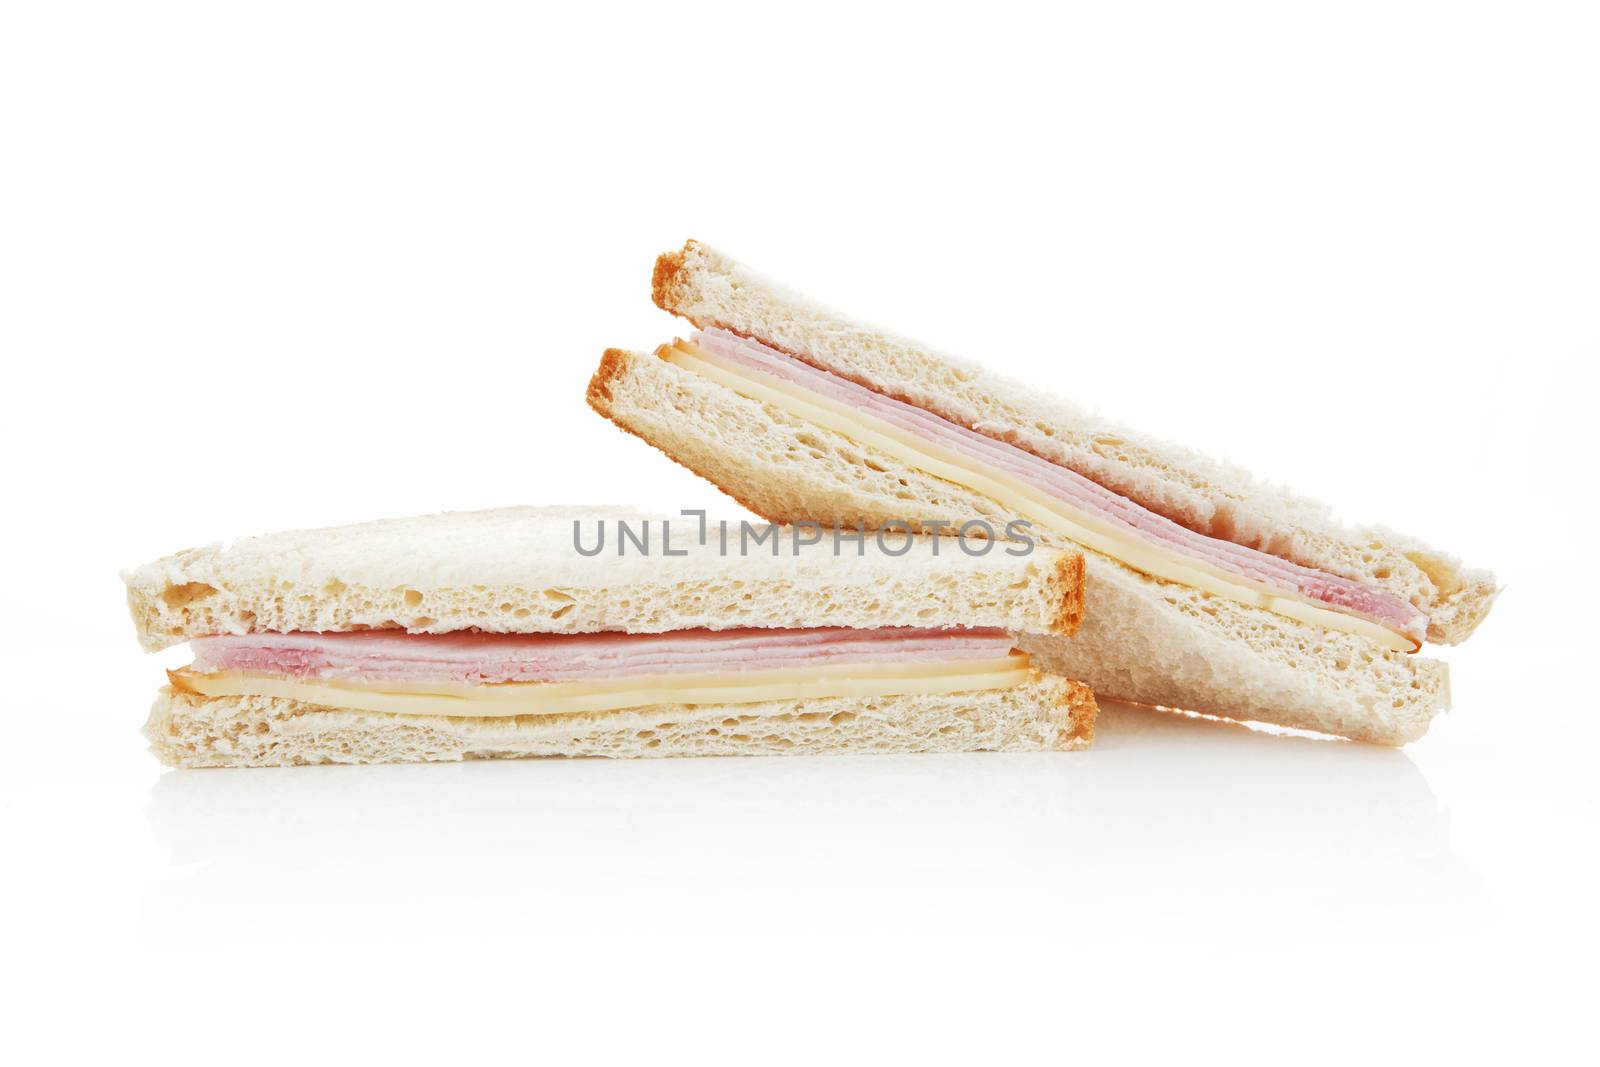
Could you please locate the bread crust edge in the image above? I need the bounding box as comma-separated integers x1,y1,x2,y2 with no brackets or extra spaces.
651,240,698,315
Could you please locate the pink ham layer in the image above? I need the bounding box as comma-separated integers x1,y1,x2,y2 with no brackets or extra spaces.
189,627,1019,686
692,328,1426,645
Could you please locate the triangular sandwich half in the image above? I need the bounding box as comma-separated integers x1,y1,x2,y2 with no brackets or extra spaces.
125,507,1095,767
587,241,1499,745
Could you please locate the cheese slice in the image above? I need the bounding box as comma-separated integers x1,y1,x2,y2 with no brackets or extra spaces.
167,654,1035,718
663,340,1418,653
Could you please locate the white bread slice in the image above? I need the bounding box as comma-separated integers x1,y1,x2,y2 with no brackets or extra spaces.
144,674,1096,767
588,349,1448,745
651,240,1497,646
123,505,1084,652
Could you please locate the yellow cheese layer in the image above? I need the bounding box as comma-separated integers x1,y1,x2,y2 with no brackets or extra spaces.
663,340,1417,653
168,654,1035,718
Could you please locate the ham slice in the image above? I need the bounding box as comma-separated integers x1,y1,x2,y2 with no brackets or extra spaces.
691,328,1427,644
190,626,1018,685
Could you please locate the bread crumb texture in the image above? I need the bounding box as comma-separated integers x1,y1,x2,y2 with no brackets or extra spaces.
145,676,1096,767
122,506,1084,651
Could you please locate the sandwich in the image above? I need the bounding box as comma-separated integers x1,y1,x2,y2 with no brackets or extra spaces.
124,507,1096,767
587,241,1500,745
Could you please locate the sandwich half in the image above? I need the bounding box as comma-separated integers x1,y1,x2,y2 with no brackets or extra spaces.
587,241,1500,745
125,507,1095,767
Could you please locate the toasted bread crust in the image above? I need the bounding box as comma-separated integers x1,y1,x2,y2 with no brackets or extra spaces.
1062,677,1097,746
1050,552,1087,636
651,243,695,313
587,347,630,407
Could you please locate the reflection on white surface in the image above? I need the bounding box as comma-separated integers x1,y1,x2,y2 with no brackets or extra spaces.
143,702,1482,947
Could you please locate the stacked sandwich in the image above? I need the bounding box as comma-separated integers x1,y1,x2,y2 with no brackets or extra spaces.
126,508,1096,766
588,240,1499,746
125,241,1497,767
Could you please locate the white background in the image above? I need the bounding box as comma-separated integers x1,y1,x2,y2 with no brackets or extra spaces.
3,1,1595,1062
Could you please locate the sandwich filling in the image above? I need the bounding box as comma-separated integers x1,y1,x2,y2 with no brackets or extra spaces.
169,626,1034,717
663,329,1427,652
